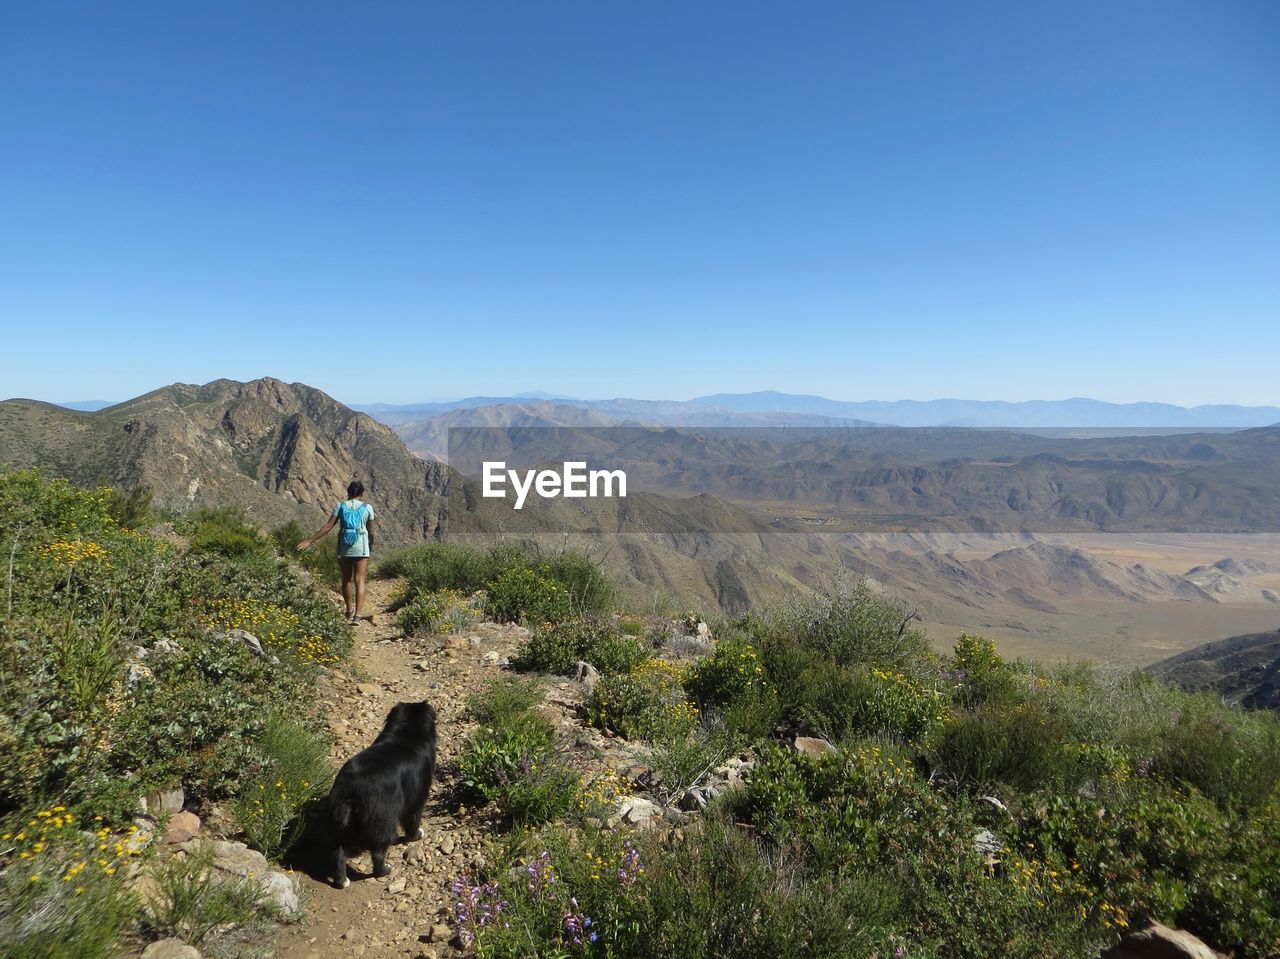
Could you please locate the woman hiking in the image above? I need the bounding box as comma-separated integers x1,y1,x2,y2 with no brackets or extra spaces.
298,480,377,623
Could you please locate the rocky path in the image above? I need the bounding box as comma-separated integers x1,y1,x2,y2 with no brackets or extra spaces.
271,579,540,959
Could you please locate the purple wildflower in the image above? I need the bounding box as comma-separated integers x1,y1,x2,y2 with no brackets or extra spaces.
563,897,597,948
617,840,643,889
451,874,509,947
526,850,557,898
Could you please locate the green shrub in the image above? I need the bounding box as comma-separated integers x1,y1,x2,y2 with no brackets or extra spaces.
397,588,472,637
270,519,340,587
512,616,648,676
930,698,1077,792
1013,781,1280,954
102,483,153,530
379,542,521,595
486,565,573,625
1157,699,1280,810
730,746,1099,958
684,634,768,709
467,676,546,726
232,714,333,861
643,714,740,806
458,682,579,827
535,549,617,613
380,542,615,623
949,633,1021,709
773,580,932,671
182,507,273,560
138,844,279,947
800,666,948,746
466,817,903,959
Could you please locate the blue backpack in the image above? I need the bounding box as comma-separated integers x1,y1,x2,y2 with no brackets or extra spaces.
337,501,366,548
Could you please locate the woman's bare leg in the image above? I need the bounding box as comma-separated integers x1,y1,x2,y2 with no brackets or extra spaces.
353,558,369,618
340,558,355,617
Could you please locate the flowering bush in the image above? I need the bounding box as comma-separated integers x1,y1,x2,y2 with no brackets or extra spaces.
586,658,693,740
0,807,138,959
512,616,649,676
397,587,481,637
453,833,644,958
487,565,574,625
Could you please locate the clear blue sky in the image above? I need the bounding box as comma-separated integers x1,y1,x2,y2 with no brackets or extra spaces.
3,1,1278,406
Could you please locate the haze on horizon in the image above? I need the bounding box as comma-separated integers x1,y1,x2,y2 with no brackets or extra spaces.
3,1,1278,406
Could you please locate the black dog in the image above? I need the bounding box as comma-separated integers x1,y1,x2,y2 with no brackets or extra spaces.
328,700,437,888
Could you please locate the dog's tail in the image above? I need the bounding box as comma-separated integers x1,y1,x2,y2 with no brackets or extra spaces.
331,795,355,833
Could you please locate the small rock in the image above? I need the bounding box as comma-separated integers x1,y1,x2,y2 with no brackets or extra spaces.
225,628,264,657
146,787,186,815
792,736,839,757
256,870,301,918
153,638,181,656
980,795,1010,816
468,636,483,648
618,797,661,825
481,651,501,667
403,844,426,864
386,877,407,896
141,939,201,959
973,829,1001,857
125,662,152,690
437,837,456,856
428,923,453,943
162,811,201,845
357,682,379,696
677,786,711,812
573,661,600,695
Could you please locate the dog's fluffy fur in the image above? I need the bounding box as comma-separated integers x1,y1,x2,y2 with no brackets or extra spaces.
328,700,437,888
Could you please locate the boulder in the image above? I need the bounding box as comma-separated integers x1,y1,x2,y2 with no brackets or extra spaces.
792,737,839,758
162,811,201,845
573,661,600,695
1099,922,1222,959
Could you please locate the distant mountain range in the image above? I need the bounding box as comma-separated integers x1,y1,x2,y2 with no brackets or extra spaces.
5,379,1279,633
347,391,1280,430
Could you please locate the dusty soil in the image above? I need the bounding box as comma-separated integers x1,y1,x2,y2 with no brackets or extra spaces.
269,578,594,959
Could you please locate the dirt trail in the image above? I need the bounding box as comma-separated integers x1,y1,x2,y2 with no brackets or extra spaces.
271,578,538,959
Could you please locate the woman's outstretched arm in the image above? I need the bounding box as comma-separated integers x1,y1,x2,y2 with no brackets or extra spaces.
297,514,337,551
